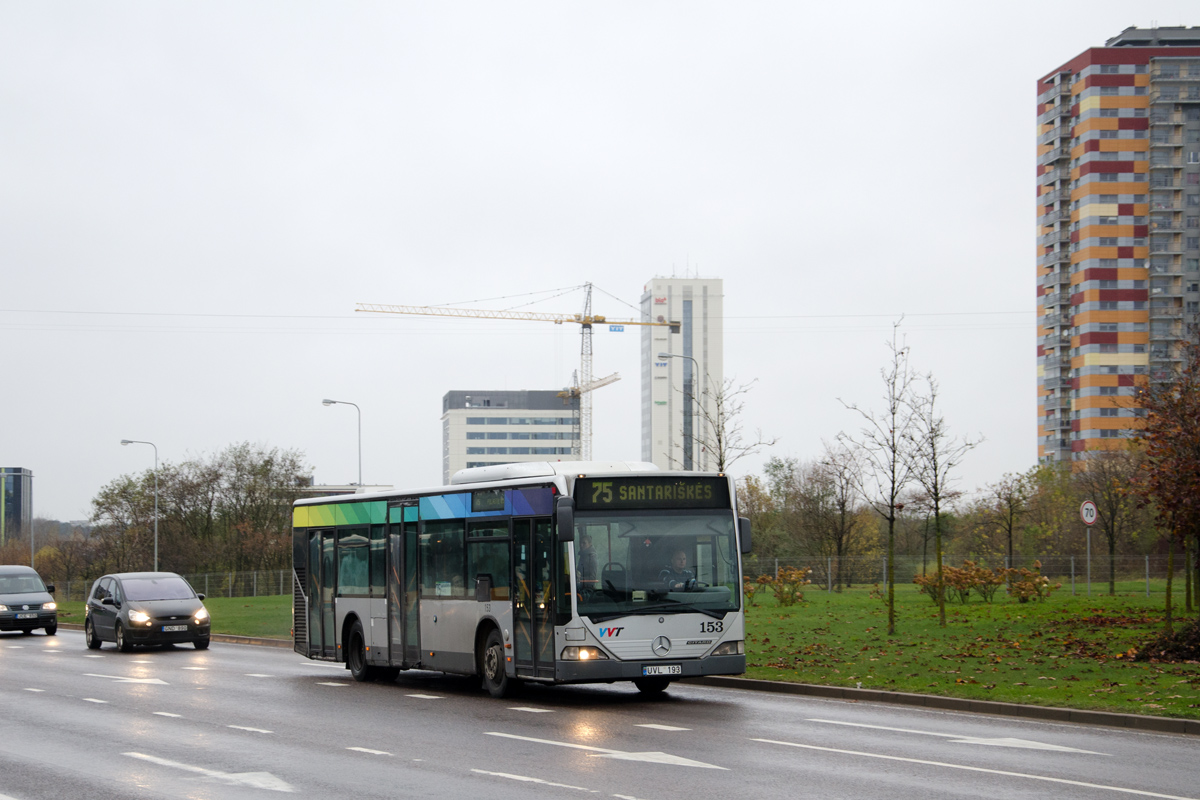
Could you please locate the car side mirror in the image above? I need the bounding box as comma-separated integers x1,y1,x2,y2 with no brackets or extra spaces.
556,496,575,543
100,596,115,606
45,584,55,594
197,593,206,601
738,516,752,555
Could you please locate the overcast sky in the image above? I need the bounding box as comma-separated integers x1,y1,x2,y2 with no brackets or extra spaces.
3,2,1195,521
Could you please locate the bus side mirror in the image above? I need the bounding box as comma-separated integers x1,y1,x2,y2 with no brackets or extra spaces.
738,517,752,555
556,496,575,543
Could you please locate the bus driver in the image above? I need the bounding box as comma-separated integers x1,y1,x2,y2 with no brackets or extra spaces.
659,549,695,591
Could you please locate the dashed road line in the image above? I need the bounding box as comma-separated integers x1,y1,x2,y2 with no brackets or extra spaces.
83,698,108,704
406,693,442,699
510,706,554,713
636,724,690,731
316,682,347,687
347,747,392,756
153,712,182,718
23,688,45,693
228,725,272,734
470,769,597,793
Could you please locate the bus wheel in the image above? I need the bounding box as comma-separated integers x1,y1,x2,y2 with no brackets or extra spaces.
634,677,672,695
347,620,375,682
481,629,510,698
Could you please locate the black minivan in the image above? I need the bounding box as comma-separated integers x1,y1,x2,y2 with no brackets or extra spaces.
0,565,57,635
85,572,210,651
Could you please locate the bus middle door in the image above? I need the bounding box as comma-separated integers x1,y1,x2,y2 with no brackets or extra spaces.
512,517,555,679
387,503,420,667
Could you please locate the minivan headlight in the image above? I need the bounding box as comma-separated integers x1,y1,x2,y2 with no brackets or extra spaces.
43,602,57,611
0,605,8,612
129,610,151,624
194,607,209,622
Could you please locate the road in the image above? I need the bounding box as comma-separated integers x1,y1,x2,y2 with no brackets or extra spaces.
1,629,1197,800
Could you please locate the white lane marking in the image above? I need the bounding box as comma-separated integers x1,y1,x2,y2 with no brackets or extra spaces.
7,645,24,649
752,739,1195,800
228,725,272,734
636,724,690,731
806,718,1107,755
245,673,273,678
312,662,344,668
317,682,348,687
153,712,182,718
130,660,153,663
84,672,169,685
124,752,295,792
406,693,443,699
613,796,656,800
485,732,726,770
83,655,104,658
23,688,45,693
510,706,554,713
347,747,392,756
83,698,108,704
470,769,596,792
181,667,207,671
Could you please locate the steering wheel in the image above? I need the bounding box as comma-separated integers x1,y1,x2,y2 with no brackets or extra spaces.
600,562,626,593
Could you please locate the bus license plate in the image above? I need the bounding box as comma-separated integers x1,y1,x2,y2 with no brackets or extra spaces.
162,625,187,632
643,664,681,676
16,613,37,619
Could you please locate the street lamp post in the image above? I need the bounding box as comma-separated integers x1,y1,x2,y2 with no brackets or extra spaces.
322,399,362,486
120,440,158,571
658,352,703,470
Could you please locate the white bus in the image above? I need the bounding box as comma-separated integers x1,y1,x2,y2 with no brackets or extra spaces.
291,461,750,697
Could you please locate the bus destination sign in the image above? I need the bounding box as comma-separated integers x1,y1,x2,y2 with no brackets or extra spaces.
575,477,730,511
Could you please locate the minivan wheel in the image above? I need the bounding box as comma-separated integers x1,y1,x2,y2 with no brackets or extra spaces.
44,624,57,636
85,618,102,650
194,638,210,650
115,623,133,652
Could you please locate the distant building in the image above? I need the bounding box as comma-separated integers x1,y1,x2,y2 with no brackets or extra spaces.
441,390,580,484
640,277,724,471
1,468,32,547
1037,27,1200,462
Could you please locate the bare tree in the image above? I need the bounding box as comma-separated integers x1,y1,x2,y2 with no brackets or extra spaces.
839,323,917,635
816,442,868,590
904,374,981,627
1074,449,1142,596
689,376,779,472
984,472,1032,571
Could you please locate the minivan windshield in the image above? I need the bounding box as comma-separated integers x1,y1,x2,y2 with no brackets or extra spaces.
0,575,46,594
122,577,196,601
573,511,740,621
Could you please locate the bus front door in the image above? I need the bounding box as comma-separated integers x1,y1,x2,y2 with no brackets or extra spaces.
513,518,555,679
388,503,420,667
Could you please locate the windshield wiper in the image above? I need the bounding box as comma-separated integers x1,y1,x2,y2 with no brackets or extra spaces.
625,603,728,620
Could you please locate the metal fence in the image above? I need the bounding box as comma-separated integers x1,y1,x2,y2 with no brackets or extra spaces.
742,554,1197,597
52,570,293,603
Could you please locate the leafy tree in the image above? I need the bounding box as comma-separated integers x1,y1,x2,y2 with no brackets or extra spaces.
1074,449,1143,595
1132,339,1200,629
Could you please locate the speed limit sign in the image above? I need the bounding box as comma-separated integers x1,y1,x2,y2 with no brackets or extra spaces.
1080,500,1098,526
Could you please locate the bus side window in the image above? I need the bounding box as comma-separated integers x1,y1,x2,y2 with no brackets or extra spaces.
337,529,369,595
369,525,386,596
421,520,466,598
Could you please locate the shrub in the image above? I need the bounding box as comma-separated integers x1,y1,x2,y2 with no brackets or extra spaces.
770,566,812,607
1004,561,1061,603
912,561,1005,604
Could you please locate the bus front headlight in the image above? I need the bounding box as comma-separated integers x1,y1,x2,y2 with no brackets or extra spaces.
712,640,744,656
561,646,608,661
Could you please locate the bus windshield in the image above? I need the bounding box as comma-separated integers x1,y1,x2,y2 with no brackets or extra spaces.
573,511,740,621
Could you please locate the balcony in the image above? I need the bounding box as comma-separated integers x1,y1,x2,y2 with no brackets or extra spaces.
1150,158,1184,169
1150,240,1183,255
1038,124,1073,145
1150,326,1181,340
1151,284,1183,297
1042,376,1070,391
1042,291,1069,306
1041,189,1070,206
1040,250,1072,268
1150,135,1183,146
1045,312,1074,327
1150,112,1185,125
1038,146,1073,166
1040,167,1070,185
1150,64,1200,81
1150,305,1184,319
1039,230,1071,246
1149,219,1183,231
1150,261,1183,275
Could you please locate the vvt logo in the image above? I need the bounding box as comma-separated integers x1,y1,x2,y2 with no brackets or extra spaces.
597,627,624,637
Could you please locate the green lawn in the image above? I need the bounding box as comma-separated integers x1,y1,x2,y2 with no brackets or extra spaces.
55,595,292,639
745,583,1200,719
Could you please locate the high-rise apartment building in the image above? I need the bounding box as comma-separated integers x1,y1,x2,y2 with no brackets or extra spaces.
1038,27,1200,462
640,277,723,471
441,390,580,484
1,467,32,547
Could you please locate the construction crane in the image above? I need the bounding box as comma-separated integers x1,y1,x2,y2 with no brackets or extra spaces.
356,283,679,460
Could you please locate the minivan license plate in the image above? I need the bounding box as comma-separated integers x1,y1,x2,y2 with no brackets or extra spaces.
16,612,36,619
643,664,681,676
162,624,187,632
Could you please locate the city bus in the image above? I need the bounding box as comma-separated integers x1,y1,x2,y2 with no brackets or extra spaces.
291,461,750,697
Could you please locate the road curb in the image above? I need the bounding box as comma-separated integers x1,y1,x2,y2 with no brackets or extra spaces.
681,675,1200,736
57,623,294,650
55,621,1197,734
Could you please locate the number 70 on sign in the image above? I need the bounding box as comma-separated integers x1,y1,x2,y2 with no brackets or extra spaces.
1080,501,1098,526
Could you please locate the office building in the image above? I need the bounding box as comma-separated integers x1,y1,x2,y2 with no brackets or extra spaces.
640,277,724,471
1038,27,1200,462
441,390,580,484
1,468,32,547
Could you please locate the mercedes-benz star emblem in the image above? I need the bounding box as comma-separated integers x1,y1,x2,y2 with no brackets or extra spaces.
652,636,672,656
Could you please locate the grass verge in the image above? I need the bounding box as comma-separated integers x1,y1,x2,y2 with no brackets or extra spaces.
745,584,1200,719
55,595,292,639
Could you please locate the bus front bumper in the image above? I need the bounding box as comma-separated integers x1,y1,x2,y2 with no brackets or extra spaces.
555,654,745,683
